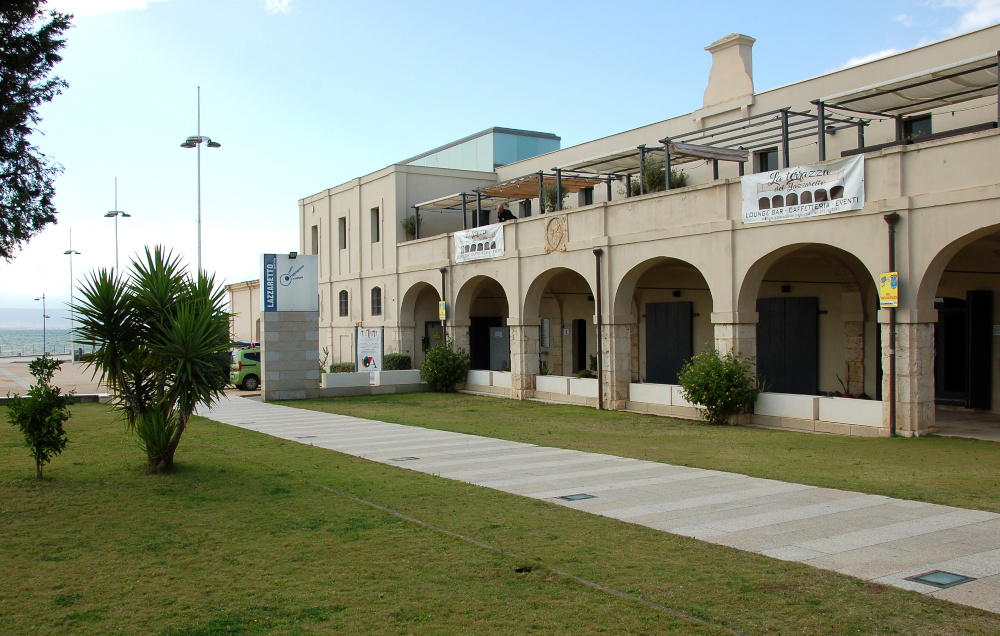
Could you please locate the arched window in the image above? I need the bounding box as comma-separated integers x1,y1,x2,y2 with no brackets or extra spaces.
758,197,770,210
814,189,829,202
785,192,798,206
338,290,349,317
771,195,784,209
371,287,382,316
800,190,813,204
830,185,844,200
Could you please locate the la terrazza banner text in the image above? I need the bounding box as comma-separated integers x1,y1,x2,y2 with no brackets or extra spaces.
455,224,505,263
741,155,865,224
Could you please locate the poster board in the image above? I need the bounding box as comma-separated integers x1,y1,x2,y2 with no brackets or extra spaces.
356,327,384,384
742,155,864,224
261,254,319,312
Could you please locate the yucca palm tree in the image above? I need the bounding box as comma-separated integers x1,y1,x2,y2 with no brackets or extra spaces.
74,246,231,471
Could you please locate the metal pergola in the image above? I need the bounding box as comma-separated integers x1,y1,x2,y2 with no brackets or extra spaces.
412,171,610,236
816,52,1000,154
559,107,861,195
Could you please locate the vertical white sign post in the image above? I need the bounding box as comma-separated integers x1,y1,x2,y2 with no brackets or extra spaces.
356,327,384,385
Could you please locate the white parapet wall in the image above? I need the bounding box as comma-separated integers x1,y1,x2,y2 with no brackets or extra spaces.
374,370,422,386
536,375,570,395
321,372,370,388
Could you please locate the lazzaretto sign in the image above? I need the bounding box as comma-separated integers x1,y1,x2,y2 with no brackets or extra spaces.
742,155,865,224
260,253,319,312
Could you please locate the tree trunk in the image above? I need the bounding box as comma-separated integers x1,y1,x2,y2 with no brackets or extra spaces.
36,461,43,479
156,414,187,472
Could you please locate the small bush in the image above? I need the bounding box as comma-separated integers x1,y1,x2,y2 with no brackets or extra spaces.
542,183,570,212
420,341,470,392
627,156,687,195
6,356,73,479
677,348,761,426
330,362,356,373
383,353,411,371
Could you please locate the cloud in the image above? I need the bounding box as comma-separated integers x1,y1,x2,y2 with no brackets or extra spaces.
839,48,899,69
932,0,1000,33
263,0,292,13
47,0,168,16
893,13,916,26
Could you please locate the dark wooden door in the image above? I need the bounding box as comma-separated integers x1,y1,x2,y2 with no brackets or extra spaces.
470,317,502,370
572,318,587,373
646,302,692,384
756,297,818,395
966,290,992,409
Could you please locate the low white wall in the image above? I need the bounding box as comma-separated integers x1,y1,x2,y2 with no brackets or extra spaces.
467,370,492,387
755,393,818,420
375,370,422,386
536,375,570,395
321,372,370,388
818,396,883,427
569,377,598,398
492,371,512,389
629,383,672,406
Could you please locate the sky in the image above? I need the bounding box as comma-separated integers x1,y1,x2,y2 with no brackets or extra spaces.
2,0,999,327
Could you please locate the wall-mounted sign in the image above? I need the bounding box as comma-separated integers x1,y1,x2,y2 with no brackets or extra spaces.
879,271,899,308
261,254,319,312
356,327,383,383
455,224,504,262
742,155,864,224
438,301,447,321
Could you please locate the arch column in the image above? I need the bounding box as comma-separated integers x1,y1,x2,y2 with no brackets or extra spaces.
712,311,757,363
883,311,936,437
449,318,470,355
395,326,414,357
509,323,540,399
604,320,633,409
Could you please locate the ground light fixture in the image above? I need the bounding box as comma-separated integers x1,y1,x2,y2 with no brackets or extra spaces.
179,86,222,273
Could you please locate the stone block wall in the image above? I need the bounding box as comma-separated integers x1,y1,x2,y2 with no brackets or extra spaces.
262,310,320,401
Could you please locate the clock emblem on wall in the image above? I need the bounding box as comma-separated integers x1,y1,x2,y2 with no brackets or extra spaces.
544,216,568,253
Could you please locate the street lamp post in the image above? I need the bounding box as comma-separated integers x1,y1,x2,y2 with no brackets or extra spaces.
104,178,130,271
180,86,222,273
34,293,50,356
64,229,80,363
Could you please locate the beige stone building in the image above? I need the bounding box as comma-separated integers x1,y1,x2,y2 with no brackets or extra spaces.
233,26,1000,437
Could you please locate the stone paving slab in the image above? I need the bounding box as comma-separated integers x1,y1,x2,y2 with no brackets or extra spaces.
203,396,1000,615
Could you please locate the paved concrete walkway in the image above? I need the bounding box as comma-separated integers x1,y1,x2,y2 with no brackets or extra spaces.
204,396,1000,615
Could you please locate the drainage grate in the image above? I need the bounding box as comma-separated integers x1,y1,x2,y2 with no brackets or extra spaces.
294,436,316,439
904,570,976,589
389,457,420,462
557,494,595,501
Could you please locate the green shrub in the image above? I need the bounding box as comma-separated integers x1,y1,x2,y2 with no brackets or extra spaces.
628,156,687,195
542,183,570,212
383,353,411,371
677,348,761,426
330,362,356,373
5,356,73,479
420,341,470,392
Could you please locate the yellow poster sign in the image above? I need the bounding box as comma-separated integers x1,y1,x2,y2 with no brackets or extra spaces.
438,301,447,321
879,272,899,308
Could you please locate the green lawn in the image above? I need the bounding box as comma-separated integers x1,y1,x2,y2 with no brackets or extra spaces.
2,403,999,635
285,392,1000,513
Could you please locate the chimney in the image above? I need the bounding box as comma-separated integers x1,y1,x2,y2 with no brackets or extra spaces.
703,34,755,109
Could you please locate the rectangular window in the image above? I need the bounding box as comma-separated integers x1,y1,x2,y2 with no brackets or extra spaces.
371,287,382,316
338,290,348,317
904,115,932,141
540,318,550,347
310,225,319,255
371,207,380,243
754,149,779,173
522,199,531,218
581,187,594,206
338,217,347,250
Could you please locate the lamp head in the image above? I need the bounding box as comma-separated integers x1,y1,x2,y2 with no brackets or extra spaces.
288,251,298,259
206,140,221,148
104,211,116,217
121,212,131,218
180,141,196,148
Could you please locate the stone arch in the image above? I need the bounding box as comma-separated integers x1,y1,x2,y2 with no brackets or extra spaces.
523,266,595,321
738,243,879,397
916,223,1000,310
399,279,440,328
454,275,514,322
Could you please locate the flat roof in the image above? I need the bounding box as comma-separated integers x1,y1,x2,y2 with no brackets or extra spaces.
400,127,560,165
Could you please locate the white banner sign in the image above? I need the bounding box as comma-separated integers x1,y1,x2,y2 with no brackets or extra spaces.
742,155,864,224
455,224,505,263
356,327,383,383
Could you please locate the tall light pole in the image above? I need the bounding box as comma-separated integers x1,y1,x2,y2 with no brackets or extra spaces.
104,178,130,271
64,229,80,363
180,86,222,273
34,294,49,356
